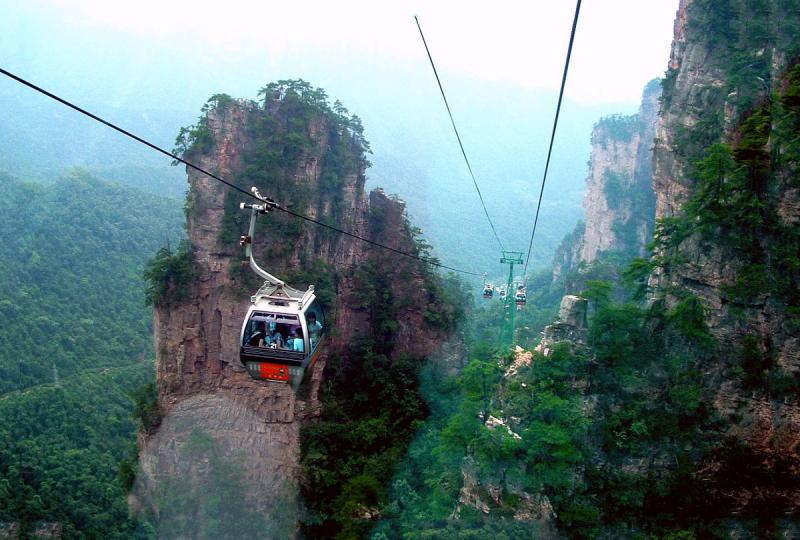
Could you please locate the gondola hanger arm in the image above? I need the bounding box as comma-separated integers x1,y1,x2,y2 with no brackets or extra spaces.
239,188,285,286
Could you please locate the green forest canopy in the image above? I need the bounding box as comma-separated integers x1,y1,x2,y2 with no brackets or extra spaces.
0,171,182,537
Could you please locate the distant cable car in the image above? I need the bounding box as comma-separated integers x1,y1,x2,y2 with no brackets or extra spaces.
483,283,494,299
498,285,507,299
515,285,527,309
238,188,325,389
482,273,494,299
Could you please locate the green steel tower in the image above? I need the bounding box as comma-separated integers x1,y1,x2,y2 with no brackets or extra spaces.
498,251,524,347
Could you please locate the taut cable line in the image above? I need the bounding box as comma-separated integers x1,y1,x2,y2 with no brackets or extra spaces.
522,0,582,278
414,15,507,253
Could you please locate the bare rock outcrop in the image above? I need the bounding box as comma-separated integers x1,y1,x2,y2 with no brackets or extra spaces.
453,457,558,539
535,295,588,357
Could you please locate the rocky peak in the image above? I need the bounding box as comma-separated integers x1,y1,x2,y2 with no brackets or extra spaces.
535,294,588,357
136,85,447,531
581,81,660,264
552,80,660,289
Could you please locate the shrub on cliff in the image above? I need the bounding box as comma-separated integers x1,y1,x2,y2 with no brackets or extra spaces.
143,240,193,306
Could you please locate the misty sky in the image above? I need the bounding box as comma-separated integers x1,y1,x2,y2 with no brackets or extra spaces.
4,0,679,105
1,0,681,273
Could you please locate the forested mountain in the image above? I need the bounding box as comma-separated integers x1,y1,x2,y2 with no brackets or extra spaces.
0,173,182,536
0,172,183,393
0,364,153,538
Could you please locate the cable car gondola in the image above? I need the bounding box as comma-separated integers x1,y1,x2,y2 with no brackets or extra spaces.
483,283,494,299
238,188,325,389
498,285,507,299
515,284,527,309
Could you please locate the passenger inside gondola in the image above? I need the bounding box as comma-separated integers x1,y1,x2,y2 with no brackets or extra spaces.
243,312,310,351
307,312,322,349
290,328,304,352
249,321,267,347
268,322,284,349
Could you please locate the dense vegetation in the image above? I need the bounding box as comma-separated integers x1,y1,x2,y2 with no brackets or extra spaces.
651,48,800,397
0,173,182,393
0,363,153,538
0,172,183,537
295,240,566,539
593,113,639,147
300,250,472,540
372,277,797,538
366,50,800,540
142,240,194,306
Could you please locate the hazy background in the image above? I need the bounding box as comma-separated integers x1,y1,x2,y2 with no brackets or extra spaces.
1,0,679,277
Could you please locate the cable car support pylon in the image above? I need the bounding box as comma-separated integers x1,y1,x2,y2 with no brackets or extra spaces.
498,251,524,348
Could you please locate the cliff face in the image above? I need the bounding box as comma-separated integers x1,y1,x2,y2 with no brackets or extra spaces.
649,0,800,518
136,87,448,533
521,2,800,535
552,81,659,289
581,82,659,264
550,220,584,288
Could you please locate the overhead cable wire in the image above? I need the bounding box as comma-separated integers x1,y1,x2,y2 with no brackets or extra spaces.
522,0,582,278
0,67,481,277
414,16,506,253
277,205,481,276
